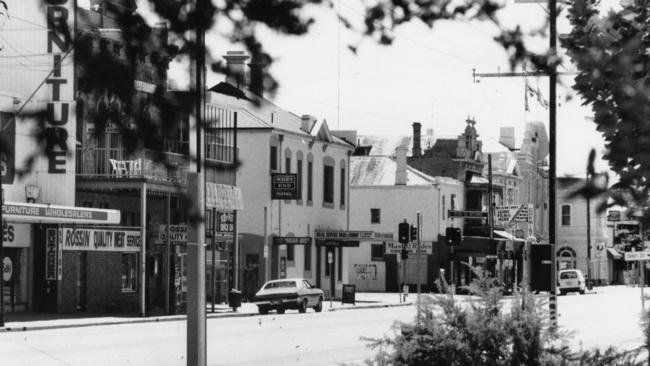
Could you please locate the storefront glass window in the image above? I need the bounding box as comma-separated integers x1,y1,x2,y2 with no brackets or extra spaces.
121,253,138,292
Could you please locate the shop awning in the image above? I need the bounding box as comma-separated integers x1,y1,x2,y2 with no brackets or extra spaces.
607,248,623,259
493,230,525,242
2,201,121,224
206,183,244,211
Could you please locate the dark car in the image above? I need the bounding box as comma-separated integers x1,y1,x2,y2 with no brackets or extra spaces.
254,278,324,314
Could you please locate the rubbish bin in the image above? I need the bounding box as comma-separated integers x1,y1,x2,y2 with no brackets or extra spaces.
228,289,242,311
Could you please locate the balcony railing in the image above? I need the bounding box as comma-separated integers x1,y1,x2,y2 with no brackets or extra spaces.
76,147,189,184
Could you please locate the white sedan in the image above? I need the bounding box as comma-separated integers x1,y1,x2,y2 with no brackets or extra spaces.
254,278,324,314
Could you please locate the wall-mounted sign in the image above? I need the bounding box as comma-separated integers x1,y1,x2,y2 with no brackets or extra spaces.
315,230,374,241
385,241,430,254
271,173,298,199
45,228,58,281
2,256,13,283
59,228,142,252
0,112,15,184
2,202,120,224
624,251,650,261
448,210,487,218
273,237,312,245
2,222,30,248
495,204,533,224
607,210,621,222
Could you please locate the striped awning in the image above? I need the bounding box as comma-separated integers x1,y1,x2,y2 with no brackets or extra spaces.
206,183,244,210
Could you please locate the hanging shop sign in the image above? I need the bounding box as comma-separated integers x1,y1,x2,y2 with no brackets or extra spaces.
152,225,187,245
59,228,142,252
273,237,312,246
2,202,120,224
206,183,244,210
45,228,58,281
216,212,234,237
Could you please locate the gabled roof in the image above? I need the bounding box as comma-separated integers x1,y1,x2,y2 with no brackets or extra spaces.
356,134,439,157
350,156,438,186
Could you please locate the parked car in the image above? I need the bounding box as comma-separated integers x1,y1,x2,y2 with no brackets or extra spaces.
557,269,586,295
254,278,324,314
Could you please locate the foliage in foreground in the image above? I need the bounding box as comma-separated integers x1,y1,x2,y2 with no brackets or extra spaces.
363,269,642,366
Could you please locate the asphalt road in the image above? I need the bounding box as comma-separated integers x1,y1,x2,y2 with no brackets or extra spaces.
0,306,416,366
1,286,648,366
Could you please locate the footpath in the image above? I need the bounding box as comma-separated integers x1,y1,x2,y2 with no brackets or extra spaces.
0,292,414,332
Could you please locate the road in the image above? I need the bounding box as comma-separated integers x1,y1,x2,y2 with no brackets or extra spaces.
0,306,415,366
0,286,647,365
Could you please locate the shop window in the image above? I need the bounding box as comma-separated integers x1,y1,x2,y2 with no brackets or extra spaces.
307,161,313,203
297,159,303,201
442,196,446,219
121,253,138,292
285,157,291,173
337,247,342,280
370,208,381,224
561,205,571,226
371,244,385,261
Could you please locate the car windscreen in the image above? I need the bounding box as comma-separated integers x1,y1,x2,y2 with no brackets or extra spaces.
264,281,297,289
560,271,578,279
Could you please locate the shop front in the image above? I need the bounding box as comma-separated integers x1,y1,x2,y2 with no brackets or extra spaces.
2,222,31,312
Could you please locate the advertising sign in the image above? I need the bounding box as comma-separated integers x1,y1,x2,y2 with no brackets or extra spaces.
59,228,142,252
273,237,312,245
152,225,187,244
495,204,533,224
271,173,298,199
2,202,120,224
448,210,487,218
624,251,650,261
216,212,234,236
45,228,58,281
2,222,30,248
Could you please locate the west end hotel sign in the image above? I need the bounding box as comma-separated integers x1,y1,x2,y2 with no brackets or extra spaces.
0,0,76,205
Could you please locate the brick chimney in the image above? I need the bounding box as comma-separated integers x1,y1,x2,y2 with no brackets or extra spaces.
395,145,408,185
223,51,249,88
412,122,422,157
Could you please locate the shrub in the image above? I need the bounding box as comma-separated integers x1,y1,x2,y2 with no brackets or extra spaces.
364,266,641,366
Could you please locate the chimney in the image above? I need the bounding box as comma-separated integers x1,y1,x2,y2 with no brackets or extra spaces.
223,51,249,88
412,122,422,157
248,55,266,96
301,115,316,133
395,145,408,185
499,127,515,150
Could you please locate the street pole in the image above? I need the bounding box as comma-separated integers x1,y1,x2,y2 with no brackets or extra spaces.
416,211,422,325
187,0,207,363
548,0,559,330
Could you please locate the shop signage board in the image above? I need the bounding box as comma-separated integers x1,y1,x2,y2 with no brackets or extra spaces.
271,173,298,199
607,210,621,222
315,230,389,241
624,251,650,261
59,228,142,252
2,222,31,248
273,237,312,245
2,202,120,224
152,225,187,244
385,241,430,254
216,212,234,237
45,228,58,281
448,210,487,218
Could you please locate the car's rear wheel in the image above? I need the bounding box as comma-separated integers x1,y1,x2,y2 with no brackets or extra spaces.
277,307,285,314
298,299,308,313
258,306,269,315
559,289,566,296
313,297,323,312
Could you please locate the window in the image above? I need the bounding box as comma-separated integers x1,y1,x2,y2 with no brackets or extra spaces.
297,159,303,201
121,253,138,292
323,165,334,205
285,157,291,173
371,244,385,261
442,196,446,219
451,194,456,210
304,243,311,271
270,145,278,171
340,167,346,206
371,208,381,224
307,161,313,202
287,244,295,262
561,205,571,226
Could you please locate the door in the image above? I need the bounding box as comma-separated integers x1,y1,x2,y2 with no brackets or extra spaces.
243,254,259,301
385,254,398,292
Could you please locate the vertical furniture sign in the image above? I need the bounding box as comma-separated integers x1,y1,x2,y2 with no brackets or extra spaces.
45,0,75,174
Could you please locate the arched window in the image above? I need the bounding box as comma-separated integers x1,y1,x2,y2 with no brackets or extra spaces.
557,246,577,270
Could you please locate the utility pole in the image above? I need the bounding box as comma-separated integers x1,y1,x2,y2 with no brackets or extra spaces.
474,0,559,329
416,211,422,325
187,0,207,363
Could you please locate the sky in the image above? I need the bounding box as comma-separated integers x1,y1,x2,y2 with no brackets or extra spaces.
139,0,613,177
